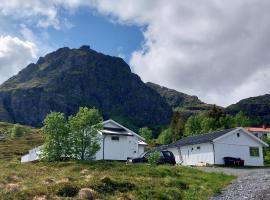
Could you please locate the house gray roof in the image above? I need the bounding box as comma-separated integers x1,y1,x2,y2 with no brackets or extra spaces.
166,128,237,148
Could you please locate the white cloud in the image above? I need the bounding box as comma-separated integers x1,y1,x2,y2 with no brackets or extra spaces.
0,0,90,29
0,35,38,83
87,0,270,106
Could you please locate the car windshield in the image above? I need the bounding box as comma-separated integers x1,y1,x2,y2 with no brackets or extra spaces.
139,152,152,158
139,152,147,158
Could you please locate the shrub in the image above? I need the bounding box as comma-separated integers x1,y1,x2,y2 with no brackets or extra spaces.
54,183,79,197
10,124,26,139
94,176,136,194
148,151,160,166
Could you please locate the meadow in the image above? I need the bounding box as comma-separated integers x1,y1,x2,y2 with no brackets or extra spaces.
0,122,235,200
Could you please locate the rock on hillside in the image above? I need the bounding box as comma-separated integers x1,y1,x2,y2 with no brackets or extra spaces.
0,46,172,130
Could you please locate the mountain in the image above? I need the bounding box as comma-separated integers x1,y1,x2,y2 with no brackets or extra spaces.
146,82,215,115
0,46,172,131
226,94,270,125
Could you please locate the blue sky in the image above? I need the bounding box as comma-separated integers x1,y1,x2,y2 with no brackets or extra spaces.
1,1,270,106
47,8,144,61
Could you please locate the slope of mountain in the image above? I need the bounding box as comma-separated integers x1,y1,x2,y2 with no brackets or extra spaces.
146,82,214,114
226,94,270,125
0,46,172,130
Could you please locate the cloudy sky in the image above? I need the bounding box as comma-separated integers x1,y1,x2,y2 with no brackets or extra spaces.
0,0,270,106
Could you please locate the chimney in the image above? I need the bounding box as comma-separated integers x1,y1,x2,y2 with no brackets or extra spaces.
262,124,267,129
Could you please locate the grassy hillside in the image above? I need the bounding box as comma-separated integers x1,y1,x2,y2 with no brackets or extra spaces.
0,122,43,160
0,121,235,199
0,161,234,200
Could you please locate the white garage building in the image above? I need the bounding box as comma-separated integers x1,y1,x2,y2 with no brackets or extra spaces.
21,119,147,163
163,128,268,166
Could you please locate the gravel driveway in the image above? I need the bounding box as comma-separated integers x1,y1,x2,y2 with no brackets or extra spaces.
198,167,270,200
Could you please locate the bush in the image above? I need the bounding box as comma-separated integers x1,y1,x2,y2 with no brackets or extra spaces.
148,151,160,166
10,124,26,139
94,176,136,194
54,183,79,197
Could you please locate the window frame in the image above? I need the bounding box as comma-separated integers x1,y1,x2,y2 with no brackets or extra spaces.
111,136,120,141
249,147,260,157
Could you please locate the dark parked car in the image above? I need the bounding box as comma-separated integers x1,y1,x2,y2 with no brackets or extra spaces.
127,150,176,165
223,157,244,167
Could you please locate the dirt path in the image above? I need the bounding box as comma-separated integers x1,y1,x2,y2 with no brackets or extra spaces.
199,167,270,200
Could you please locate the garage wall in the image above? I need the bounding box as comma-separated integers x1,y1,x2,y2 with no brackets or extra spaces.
214,130,264,166
168,143,214,165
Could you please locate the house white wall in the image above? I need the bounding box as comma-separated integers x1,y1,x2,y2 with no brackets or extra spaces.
138,145,145,156
96,135,140,160
214,129,264,166
168,143,214,165
21,146,42,163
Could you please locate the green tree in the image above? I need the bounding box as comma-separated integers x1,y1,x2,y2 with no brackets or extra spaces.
184,115,202,136
234,111,250,127
170,111,186,141
219,115,235,129
69,107,103,160
157,128,173,144
207,105,225,121
42,112,70,161
139,127,153,142
201,117,218,133
10,124,26,138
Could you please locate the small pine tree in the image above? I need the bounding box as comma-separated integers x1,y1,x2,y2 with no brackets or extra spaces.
10,124,25,138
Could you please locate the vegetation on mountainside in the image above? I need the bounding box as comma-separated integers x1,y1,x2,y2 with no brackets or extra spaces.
42,107,103,161
0,160,234,200
226,94,270,126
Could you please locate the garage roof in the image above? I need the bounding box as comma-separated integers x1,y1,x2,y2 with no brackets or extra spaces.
167,128,236,147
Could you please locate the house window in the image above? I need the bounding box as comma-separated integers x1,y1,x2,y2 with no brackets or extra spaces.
249,147,259,157
111,136,119,141
197,146,201,150
237,133,240,137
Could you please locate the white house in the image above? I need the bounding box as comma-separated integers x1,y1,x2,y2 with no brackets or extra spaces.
162,128,268,166
21,119,147,163
246,125,270,139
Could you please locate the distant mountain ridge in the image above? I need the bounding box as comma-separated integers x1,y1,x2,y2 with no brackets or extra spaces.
0,46,172,130
147,82,215,115
226,94,270,125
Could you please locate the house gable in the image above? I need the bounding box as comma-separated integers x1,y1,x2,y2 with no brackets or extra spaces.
213,128,268,147
102,119,145,141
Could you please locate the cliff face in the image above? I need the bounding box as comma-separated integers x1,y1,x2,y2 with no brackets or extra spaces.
0,46,172,130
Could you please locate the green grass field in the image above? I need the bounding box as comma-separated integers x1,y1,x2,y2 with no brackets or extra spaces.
0,161,234,200
0,122,235,200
